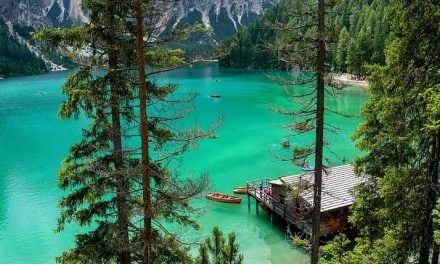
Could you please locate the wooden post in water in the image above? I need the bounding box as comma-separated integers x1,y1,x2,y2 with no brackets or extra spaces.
256,199,259,215
247,182,250,212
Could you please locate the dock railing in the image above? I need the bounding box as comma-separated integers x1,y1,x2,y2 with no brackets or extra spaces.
247,179,286,217
247,178,312,235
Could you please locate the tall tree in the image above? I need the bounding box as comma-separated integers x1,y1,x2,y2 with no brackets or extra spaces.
132,0,151,262
322,0,440,263
35,1,134,262
310,0,326,262
334,27,349,72
266,0,342,263
35,0,216,263
126,1,218,263
106,3,131,263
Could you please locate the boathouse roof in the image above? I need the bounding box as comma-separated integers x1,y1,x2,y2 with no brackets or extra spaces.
270,164,365,212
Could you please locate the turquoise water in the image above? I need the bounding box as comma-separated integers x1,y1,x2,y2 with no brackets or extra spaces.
0,64,367,264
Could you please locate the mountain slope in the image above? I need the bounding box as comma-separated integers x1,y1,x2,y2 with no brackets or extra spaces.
0,0,277,76
0,0,88,28
0,22,46,77
0,0,276,40
158,0,276,41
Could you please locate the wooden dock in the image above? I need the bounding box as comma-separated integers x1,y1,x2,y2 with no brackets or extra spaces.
246,165,363,236
246,179,312,235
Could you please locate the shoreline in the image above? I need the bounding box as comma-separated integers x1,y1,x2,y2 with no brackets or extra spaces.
331,73,369,88
0,69,71,80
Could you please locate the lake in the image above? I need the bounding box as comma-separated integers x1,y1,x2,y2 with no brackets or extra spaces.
0,64,367,263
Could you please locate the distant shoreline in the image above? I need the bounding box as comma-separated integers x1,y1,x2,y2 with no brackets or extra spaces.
200,59,219,63
331,73,369,88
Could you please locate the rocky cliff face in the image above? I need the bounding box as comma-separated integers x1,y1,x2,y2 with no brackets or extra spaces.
158,0,276,40
0,0,88,28
0,0,275,38
0,0,276,72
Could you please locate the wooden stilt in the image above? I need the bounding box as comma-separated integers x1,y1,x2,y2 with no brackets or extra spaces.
256,199,259,215
247,183,250,211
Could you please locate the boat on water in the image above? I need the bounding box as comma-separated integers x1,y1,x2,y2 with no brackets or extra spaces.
206,193,241,204
210,94,221,98
301,166,315,172
302,163,315,172
282,138,290,148
209,134,219,139
233,186,250,194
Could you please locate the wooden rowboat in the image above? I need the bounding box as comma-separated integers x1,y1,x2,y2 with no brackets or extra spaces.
233,186,250,195
206,193,241,204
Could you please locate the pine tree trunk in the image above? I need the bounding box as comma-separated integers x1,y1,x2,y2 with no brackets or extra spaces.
107,10,131,264
109,38,131,264
311,0,325,263
419,133,440,264
432,245,439,264
134,0,152,263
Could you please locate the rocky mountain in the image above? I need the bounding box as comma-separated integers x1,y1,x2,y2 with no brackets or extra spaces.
0,0,276,39
0,0,276,76
158,0,276,40
0,0,88,28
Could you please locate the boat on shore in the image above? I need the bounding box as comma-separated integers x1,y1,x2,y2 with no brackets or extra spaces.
233,186,250,194
206,193,241,204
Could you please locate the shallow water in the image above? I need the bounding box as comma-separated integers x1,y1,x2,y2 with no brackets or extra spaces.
0,64,367,263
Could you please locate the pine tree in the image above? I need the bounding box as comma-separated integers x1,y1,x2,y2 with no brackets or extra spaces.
334,27,350,72
35,0,215,263
266,0,343,262
310,0,326,261
195,227,244,264
346,39,361,79
220,0,390,76
323,0,440,263
133,0,151,262
34,1,134,262
126,1,216,263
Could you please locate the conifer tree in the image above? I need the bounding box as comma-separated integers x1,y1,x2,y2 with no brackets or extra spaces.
220,0,390,77
35,0,134,262
266,0,342,262
126,1,217,263
35,0,216,263
334,27,349,72
132,0,151,262
322,0,440,263
195,227,243,264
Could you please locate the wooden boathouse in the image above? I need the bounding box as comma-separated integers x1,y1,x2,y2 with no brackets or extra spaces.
246,164,365,236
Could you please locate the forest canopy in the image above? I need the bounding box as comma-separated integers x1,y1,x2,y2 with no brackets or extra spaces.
0,23,46,77
219,0,390,78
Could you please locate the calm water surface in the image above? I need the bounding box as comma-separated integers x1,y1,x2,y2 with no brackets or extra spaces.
0,64,366,263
